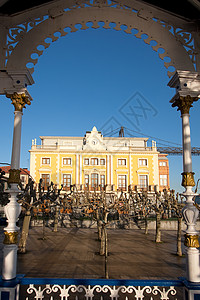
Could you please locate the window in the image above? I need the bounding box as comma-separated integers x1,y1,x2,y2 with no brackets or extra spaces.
85,174,89,189
118,159,126,166
91,158,98,165
42,158,50,165
160,174,168,186
63,174,71,190
100,175,105,188
118,175,127,191
100,159,105,165
91,173,98,189
21,176,25,183
63,158,71,165
159,161,167,167
41,174,50,190
139,175,148,188
139,159,148,166
84,158,89,165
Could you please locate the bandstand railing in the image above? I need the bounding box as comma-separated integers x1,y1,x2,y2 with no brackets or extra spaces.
18,277,184,300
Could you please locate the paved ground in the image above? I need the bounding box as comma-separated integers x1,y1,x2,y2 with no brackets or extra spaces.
8,227,186,280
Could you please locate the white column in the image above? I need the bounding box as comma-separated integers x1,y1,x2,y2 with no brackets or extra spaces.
107,155,110,185
182,114,192,172
2,93,31,280
168,73,200,287
10,111,22,169
175,98,200,283
181,113,199,282
129,152,131,187
57,153,60,186
80,154,82,185
76,154,79,185
2,109,23,280
110,155,113,185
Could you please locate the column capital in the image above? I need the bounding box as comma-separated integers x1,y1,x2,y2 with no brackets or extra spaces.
171,95,199,115
6,92,31,112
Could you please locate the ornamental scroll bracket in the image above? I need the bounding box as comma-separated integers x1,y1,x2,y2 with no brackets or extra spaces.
2,0,197,78
155,20,198,70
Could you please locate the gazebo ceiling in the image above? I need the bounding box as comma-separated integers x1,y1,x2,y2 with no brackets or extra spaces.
0,0,199,21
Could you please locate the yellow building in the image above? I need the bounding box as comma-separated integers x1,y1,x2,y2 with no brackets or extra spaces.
29,126,169,192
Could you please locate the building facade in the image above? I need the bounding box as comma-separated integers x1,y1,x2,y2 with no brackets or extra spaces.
29,127,170,192
158,154,170,192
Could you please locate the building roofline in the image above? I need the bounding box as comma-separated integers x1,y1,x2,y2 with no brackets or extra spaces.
39,136,149,141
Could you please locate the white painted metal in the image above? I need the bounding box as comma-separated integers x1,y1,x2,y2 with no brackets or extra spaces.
182,114,192,173
187,247,200,282
2,244,18,280
26,284,178,300
0,70,34,96
169,71,200,284
2,108,24,280
11,111,22,169
2,184,21,280
0,0,198,78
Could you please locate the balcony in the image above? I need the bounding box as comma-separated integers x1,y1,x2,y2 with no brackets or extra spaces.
83,184,115,192
129,185,158,193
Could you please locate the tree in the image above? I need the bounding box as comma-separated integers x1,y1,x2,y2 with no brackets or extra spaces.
18,179,63,252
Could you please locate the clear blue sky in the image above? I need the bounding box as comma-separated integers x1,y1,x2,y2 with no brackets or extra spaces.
1,25,200,193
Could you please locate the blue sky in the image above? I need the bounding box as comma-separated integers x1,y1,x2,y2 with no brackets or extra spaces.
1,25,200,193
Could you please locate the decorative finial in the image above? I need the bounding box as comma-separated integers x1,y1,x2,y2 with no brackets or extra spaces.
92,126,97,132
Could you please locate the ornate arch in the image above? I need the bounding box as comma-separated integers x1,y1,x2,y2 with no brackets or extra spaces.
5,1,196,77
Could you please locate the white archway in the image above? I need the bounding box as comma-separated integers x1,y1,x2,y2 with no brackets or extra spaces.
3,1,197,78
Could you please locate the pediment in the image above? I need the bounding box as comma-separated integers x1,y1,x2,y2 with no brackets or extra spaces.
83,126,108,151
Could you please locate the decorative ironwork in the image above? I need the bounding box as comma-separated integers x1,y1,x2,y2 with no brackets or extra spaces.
156,20,198,69
7,168,21,184
6,16,48,61
4,0,129,63
26,283,179,299
4,0,195,77
184,234,200,248
181,171,195,187
6,92,31,112
3,231,18,244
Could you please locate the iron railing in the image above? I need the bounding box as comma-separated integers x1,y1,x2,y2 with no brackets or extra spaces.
19,278,184,299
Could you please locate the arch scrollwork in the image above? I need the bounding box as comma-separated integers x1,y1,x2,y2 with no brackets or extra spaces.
2,0,197,77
